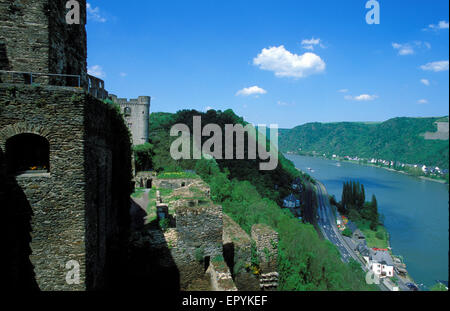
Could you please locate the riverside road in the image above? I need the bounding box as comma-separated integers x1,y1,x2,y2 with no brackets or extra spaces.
314,181,390,291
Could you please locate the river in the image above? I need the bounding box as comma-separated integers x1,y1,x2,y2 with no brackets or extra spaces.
285,154,449,290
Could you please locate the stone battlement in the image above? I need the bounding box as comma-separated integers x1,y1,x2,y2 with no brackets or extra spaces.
110,94,151,106
110,94,150,146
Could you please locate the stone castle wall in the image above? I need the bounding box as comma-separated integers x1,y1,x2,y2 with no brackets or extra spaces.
173,201,223,289
251,224,278,273
0,0,88,87
251,224,279,290
222,214,260,291
0,84,132,290
110,95,150,146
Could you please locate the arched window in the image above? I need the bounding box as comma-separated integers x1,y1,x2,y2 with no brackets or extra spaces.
5,134,50,175
124,107,131,116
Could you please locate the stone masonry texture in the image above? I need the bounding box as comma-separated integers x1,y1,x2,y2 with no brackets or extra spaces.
0,84,132,290
0,0,88,87
110,95,150,146
251,224,278,274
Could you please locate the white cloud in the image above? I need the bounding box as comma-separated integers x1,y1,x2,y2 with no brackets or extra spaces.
88,65,106,78
438,21,450,29
120,72,127,77
418,99,428,104
426,20,449,31
277,101,289,106
338,89,349,93
420,79,430,86
392,41,431,56
235,86,267,96
204,106,213,111
253,46,326,78
421,60,449,72
87,3,107,23
345,94,378,101
392,43,414,55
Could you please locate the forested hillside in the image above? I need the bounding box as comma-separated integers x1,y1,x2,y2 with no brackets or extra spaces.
279,117,449,168
148,109,312,203
142,109,376,291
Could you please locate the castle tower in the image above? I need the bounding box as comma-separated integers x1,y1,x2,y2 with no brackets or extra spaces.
110,95,151,145
0,0,88,87
1,0,131,291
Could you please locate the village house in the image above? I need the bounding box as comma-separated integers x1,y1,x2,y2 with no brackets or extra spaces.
361,248,394,279
283,194,300,208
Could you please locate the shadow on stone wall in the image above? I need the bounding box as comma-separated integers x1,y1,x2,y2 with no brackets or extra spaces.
0,40,10,80
0,41,9,68
83,96,134,291
125,220,180,291
130,199,147,231
0,148,39,291
223,242,235,277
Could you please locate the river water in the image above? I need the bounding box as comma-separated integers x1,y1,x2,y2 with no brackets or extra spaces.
285,154,449,289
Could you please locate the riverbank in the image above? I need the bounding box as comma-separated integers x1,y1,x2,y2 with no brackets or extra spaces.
287,152,449,185
329,198,418,290
285,153,449,289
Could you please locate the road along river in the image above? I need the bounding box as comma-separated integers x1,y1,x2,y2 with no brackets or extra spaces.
286,154,449,290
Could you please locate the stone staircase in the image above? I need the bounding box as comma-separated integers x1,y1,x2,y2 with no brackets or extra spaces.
259,272,279,290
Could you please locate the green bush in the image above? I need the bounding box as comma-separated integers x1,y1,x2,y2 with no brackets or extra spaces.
212,255,225,263
342,228,352,237
194,247,205,263
133,143,154,171
159,218,170,231
375,231,384,240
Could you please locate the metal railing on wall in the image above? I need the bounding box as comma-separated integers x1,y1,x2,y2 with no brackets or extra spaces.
0,70,81,87
0,70,109,100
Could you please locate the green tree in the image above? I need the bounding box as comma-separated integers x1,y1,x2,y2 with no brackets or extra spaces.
133,143,154,171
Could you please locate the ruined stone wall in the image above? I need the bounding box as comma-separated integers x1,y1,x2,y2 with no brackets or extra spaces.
133,171,155,189
251,224,279,290
173,201,223,290
207,259,238,291
0,84,132,290
222,214,260,291
251,224,278,273
153,178,197,190
0,0,87,87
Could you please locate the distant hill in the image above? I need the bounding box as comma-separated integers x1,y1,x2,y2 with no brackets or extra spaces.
278,117,449,169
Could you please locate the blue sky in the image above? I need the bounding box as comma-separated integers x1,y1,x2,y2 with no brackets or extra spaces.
86,0,449,128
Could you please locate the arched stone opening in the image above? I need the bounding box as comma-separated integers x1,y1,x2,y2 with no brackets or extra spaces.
5,133,50,175
146,179,152,189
